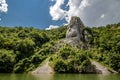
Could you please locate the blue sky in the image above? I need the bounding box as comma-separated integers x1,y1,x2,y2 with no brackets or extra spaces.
0,0,120,29
0,0,66,29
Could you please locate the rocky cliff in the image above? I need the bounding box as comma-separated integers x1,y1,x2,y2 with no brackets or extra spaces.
65,16,92,49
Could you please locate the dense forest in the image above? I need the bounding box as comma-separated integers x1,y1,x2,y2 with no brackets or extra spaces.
0,22,120,73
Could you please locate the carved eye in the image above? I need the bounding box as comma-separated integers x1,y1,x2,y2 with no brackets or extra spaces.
70,25,73,28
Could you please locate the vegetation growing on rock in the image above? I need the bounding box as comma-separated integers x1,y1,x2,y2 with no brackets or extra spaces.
0,22,120,73
49,45,92,73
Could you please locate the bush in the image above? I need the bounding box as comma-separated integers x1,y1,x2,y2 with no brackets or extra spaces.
50,45,92,73
0,49,15,73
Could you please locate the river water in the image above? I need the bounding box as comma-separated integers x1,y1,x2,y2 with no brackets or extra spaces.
0,74,120,80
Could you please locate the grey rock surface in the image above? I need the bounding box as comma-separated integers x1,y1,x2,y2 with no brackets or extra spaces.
65,16,92,49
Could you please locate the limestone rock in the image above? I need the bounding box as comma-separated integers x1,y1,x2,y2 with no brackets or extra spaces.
32,61,54,74
65,16,92,49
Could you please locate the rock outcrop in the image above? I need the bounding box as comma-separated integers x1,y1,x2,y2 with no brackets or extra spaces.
65,16,92,49
32,61,54,74
91,61,118,74
80,61,118,74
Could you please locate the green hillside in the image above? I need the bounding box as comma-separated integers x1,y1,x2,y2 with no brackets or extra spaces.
0,22,120,73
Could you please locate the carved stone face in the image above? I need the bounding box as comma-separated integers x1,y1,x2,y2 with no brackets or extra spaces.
65,16,91,49
66,24,79,38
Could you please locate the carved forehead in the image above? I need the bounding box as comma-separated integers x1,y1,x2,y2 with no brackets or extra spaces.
68,24,77,29
67,16,84,29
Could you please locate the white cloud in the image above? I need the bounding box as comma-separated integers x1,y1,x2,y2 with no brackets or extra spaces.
49,0,66,20
50,0,120,27
0,0,8,21
0,0,8,13
100,14,105,19
66,0,90,22
45,25,59,30
49,0,90,23
80,0,90,10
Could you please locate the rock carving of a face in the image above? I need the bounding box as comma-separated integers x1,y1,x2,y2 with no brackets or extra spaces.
66,24,78,38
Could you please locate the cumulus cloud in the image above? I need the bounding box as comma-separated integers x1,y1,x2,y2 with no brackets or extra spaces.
49,0,120,27
49,0,90,22
66,0,90,22
100,14,105,19
50,0,66,20
45,25,59,30
0,0,8,13
0,0,8,21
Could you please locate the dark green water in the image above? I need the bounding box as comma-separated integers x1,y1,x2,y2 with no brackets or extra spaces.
0,74,120,80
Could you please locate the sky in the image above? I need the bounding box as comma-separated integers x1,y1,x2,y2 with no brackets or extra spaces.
0,0,120,30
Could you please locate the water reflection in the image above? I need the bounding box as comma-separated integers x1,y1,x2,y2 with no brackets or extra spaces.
97,74,120,80
52,74,100,80
0,73,120,80
33,74,54,80
0,74,35,80
33,74,120,80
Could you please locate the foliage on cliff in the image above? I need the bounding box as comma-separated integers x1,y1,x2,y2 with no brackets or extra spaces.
91,23,120,72
0,22,120,73
0,26,66,73
49,45,91,73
